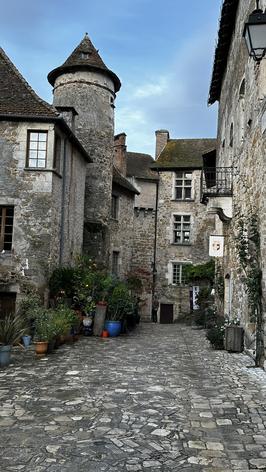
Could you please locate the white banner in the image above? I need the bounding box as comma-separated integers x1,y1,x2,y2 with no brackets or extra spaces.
209,235,224,257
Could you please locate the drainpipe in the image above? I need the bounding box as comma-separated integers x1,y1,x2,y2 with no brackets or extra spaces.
59,138,67,265
152,174,159,300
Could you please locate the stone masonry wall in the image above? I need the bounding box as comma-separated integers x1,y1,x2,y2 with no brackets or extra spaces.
109,187,134,279
156,169,215,320
131,179,157,320
52,70,115,262
214,0,266,360
0,120,86,304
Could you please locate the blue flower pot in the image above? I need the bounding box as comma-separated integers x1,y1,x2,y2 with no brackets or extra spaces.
22,335,32,348
104,320,122,337
0,345,12,367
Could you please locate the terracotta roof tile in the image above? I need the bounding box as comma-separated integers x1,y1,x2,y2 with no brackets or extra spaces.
0,47,58,118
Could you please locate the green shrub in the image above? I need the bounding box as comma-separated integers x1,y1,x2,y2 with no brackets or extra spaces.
206,316,225,349
0,314,28,345
106,282,134,321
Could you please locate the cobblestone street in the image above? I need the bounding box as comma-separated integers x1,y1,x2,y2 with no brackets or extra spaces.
1,323,266,472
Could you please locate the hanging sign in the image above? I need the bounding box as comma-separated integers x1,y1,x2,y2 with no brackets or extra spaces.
209,235,224,257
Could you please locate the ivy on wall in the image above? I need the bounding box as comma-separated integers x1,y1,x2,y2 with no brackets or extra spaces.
235,211,264,367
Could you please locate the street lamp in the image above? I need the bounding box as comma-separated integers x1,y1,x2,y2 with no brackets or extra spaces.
243,0,266,61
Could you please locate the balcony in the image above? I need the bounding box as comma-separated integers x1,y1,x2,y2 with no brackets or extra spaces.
201,167,233,221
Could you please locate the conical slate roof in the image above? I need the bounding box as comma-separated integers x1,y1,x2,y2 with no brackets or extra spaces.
48,34,121,92
0,47,58,118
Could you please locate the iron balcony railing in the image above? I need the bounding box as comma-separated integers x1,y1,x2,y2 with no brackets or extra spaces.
201,167,233,203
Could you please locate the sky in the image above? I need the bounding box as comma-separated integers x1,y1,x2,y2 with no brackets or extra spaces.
0,0,222,156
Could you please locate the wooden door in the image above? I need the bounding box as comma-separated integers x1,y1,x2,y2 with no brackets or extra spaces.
0,293,16,319
160,303,173,324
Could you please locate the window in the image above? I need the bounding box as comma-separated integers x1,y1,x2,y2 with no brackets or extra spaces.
172,263,187,285
173,215,191,244
0,207,14,251
112,251,119,275
26,131,48,168
229,123,234,147
174,172,192,200
111,195,119,219
53,134,61,173
81,52,90,59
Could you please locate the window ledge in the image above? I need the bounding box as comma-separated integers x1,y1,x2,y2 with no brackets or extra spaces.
172,243,192,246
171,199,195,202
24,168,62,178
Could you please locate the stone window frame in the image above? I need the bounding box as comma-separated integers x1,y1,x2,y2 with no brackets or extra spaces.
111,194,119,220
26,130,48,169
0,206,14,252
172,213,192,245
172,171,193,201
112,250,120,276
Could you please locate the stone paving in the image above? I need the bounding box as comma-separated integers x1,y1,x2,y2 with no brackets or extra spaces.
1,324,266,472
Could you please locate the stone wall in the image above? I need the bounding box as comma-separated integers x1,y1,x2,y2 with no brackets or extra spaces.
212,0,266,361
109,186,134,279
52,70,116,262
0,120,86,304
156,170,215,320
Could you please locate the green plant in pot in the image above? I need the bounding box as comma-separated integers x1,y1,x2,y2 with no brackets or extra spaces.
17,290,42,341
105,282,133,337
0,314,28,367
34,309,54,355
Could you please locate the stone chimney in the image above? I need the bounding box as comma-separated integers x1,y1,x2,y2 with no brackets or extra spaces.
155,129,169,159
114,133,127,176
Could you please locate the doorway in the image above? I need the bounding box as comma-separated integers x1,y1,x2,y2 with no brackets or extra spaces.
160,303,174,324
0,292,16,319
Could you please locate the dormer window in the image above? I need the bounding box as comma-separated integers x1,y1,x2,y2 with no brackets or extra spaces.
81,52,90,59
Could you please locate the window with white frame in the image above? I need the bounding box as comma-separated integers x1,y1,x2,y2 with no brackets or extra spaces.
26,131,48,168
173,215,191,244
174,171,192,200
172,263,187,285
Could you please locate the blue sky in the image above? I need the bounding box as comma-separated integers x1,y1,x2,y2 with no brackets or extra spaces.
1,0,222,155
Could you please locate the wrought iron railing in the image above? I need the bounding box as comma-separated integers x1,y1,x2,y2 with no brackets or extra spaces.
201,167,233,203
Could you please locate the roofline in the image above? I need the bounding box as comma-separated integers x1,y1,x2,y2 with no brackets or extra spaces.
150,165,203,171
0,114,92,163
208,0,240,105
48,64,121,92
127,175,159,182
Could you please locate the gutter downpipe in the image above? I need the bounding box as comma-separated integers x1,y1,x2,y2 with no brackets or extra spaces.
152,173,159,304
59,138,67,265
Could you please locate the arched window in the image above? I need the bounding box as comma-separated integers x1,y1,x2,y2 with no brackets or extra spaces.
239,78,246,98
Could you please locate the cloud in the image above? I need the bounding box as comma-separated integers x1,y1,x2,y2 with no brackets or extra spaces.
115,28,218,155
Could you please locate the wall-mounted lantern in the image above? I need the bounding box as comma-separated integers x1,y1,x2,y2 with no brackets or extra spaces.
243,0,266,61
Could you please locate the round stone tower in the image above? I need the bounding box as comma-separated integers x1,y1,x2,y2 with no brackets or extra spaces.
48,33,121,260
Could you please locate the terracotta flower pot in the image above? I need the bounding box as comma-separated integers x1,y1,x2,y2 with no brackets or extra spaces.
102,329,109,338
35,341,48,355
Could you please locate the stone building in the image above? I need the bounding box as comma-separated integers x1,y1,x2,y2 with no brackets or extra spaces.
151,131,216,322
48,34,121,263
0,47,90,314
127,149,159,321
203,0,266,365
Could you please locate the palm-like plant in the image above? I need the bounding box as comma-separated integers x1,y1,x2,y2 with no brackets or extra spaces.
0,314,28,345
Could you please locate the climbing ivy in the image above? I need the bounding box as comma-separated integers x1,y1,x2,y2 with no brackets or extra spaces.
183,259,215,284
235,212,264,367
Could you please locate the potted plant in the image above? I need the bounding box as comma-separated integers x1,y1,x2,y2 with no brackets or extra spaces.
224,316,244,352
34,309,54,355
0,314,28,367
105,282,133,337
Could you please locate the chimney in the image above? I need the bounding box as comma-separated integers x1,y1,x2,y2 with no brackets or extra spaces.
155,129,169,159
114,133,127,176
